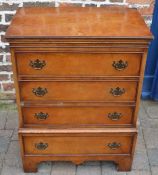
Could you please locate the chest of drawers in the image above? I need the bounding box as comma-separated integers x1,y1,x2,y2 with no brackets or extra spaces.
6,7,152,172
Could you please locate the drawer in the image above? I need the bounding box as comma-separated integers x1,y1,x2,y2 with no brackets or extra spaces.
20,81,138,102
21,130,135,155
22,105,134,127
16,53,142,76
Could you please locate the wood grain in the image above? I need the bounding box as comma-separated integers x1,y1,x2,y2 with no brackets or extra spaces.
19,81,138,102
23,135,133,155
6,7,152,39
16,52,142,76
6,6,152,173
19,128,137,172
22,105,134,127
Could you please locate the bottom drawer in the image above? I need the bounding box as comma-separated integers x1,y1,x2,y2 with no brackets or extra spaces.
20,129,136,155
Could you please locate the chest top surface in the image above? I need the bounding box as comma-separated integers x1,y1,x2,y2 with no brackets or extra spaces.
6,6,152,39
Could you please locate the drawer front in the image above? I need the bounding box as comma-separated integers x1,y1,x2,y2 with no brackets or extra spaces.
20,81,137,102
23,134,133,155
22,106,134,126
16,53,141,76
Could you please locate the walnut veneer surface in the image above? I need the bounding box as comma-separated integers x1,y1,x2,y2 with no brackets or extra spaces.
6,6,152,172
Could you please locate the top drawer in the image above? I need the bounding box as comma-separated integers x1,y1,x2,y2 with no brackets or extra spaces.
16,53,142,76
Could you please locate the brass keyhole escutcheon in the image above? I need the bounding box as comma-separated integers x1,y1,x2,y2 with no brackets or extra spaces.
35,142,48,150
112,60,128,71
108,112,122,120
34,112,49,120
110,87,125,96
32,87,48,97
29,59,46,70
107,142,121,150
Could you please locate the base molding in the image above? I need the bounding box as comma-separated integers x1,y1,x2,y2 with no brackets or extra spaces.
22,155,133,173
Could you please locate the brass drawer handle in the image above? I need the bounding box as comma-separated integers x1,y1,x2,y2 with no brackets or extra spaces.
35,142,48,150
29,59,46,70
112,60,128,71
108,112,122,120
34,112,49,120
107,142,121,150
32,87,48,97
110,87,125,96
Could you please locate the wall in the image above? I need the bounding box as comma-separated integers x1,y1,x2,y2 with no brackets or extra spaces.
0,0,155,101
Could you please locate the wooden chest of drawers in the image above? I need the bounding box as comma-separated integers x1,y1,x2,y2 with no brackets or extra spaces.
6,7,152,172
